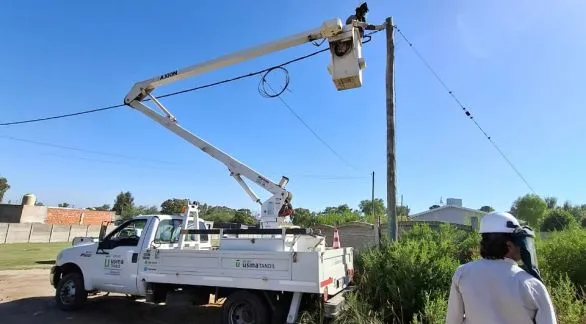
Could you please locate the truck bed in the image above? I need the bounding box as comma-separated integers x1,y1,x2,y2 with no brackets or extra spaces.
137,246,353,295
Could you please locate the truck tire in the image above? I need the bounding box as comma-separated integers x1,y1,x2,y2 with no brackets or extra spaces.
221,290,269,324
55,272,88,311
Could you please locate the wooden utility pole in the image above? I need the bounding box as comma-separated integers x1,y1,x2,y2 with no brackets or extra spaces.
386,17,398,242
372,171,380,247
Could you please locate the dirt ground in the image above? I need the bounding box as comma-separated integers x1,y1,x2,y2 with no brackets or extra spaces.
0,268,221,324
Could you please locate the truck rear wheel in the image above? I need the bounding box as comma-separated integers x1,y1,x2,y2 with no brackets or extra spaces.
55,272,87,311
221,290,269,324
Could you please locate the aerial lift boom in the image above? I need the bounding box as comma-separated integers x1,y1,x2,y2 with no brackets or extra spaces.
124,18,378,228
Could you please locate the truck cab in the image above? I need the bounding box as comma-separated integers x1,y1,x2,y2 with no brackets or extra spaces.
50,215,210,307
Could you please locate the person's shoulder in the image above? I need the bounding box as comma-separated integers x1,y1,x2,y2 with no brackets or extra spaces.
512,270,551,297
516,272,547,290
451,259,483,279
457,258,485,270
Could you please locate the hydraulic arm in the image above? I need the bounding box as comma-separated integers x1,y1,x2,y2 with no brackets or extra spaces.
124,18,375,228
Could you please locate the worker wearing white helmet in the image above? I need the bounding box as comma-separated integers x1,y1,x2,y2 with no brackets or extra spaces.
445,211,557,324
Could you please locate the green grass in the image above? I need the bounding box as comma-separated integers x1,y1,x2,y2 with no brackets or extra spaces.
0,242,71,270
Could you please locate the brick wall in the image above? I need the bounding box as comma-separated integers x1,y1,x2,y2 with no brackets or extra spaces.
47,207,114,225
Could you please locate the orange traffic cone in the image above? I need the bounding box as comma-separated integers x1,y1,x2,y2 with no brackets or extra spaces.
332,228,341,249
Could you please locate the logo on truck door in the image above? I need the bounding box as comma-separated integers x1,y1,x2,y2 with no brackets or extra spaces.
105,258,123,268
104,255,123,275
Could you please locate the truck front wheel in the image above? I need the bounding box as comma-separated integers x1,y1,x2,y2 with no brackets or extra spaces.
55,272,87,311
221,290,269,324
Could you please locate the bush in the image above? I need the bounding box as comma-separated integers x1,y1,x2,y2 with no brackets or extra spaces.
333,291,384,324
350,224,477,322
303,225,585,324
315,210,360,226
399,223,480,263
540,208,577,232
547,274,586,324
538,228,586,290
411,291,448,324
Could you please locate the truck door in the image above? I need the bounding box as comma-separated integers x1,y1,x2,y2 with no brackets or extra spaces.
92,218,149,294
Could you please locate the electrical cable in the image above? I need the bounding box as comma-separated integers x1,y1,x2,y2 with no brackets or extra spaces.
393,25,537,194
1,27,381,179
258,66,290,98
0,29,381,127
255,29,383,171
2,145,369,181
0,129,370,179
0,134,177,165
263,81,359,171
0,104,124,126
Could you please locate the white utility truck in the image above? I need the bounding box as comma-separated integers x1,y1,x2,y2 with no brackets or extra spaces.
50,17,381,323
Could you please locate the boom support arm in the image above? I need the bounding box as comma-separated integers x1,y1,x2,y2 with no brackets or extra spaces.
129,96,287,204
124,17,370,228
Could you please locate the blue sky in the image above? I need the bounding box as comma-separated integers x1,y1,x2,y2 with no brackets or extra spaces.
1,0,585,215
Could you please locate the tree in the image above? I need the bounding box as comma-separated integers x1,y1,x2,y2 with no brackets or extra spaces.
540,208,577,232
201,206,235,223
359,198,386,218
292,208,314,227
160,198,189,215
397,205,410,217
232,208,257,225
429,204,440,210
133,205,159,216
193,201,210,216
562,200,573,211
58,202,71,208
510,194,547,228
568,206,586,223
479,206,494,213
0,176,10,203
323,204,355,215
91,204,111,211
112,191,135,218
316,207,360,226
35,201,45,206
544,196,558,209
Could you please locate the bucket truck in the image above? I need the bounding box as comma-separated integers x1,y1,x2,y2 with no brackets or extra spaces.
50,18,380,324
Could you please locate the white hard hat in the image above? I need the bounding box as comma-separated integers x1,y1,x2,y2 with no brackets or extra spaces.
479,211,520,233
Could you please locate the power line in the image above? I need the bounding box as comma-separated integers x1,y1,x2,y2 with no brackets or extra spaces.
35,152,174,171
0,134,177,165
0,104,124,126
254,29,385,171
292,174,369,180
3,147,368,181
0,52,325,126
393,25,537,194
264,80,359,171
0,132,368,180
0,31,381,127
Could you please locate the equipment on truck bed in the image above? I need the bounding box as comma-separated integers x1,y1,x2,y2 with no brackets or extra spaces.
123,17,382,230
